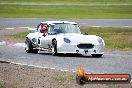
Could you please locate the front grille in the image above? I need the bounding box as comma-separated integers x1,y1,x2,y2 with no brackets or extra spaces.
77,44,94,49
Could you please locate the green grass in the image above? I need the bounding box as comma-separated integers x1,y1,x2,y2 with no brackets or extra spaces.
0,4,132,18
54,76,67,82
15,31,30,39
107,84,120,88
53,72,75,83
0,83,16,88
14,28,132,50
0,0,132,4
0,84,6,88
0,0,132,18
81,28,132,50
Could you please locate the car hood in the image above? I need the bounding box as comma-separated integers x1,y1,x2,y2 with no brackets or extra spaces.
56,33,100,45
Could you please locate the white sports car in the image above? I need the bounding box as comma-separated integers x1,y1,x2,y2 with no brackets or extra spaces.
25,21,105,57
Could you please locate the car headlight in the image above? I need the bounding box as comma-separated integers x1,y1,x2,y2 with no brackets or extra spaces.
97,37,103,44
64,38,71,43
32,38,37,44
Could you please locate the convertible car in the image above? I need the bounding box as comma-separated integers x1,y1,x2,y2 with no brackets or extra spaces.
25,21,105,57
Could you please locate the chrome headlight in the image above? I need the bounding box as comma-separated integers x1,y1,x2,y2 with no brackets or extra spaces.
97,37,103,44
32,38,37,44
64,38,71,43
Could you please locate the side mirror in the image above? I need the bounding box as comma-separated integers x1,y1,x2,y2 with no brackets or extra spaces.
43,33,46,37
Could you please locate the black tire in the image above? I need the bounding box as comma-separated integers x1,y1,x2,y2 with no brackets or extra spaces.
25,38,33,53
52,40,58,56
25,38,39,53
33,49,39,54
76,76,86,85
91,54,103,58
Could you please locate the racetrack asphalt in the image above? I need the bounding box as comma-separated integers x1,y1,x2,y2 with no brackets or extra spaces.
0,45,132,76
0,18,132,28
0,18,132,77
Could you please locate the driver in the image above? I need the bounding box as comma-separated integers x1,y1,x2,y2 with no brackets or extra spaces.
41,23,48,33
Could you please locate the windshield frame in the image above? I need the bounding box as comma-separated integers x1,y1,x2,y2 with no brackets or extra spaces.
48,23,81,35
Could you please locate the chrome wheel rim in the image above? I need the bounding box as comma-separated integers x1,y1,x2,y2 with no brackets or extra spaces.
52,46,55,54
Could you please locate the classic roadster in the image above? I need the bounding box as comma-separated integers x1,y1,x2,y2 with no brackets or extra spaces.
25,21,105,57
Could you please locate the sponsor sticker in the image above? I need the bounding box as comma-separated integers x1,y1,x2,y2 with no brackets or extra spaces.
76,66,131,85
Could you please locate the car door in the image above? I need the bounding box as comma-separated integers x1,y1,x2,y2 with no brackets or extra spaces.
37,23,51,48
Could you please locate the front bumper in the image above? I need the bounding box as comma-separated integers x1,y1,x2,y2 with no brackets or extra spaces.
57,43,105,55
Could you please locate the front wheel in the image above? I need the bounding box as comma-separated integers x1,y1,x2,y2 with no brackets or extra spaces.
91,54,103,58
25,38,33,53
52,40,58,56
25,38,38,53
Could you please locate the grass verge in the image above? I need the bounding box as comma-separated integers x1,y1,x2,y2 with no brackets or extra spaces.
15,31,31,40
0,4,132,18
0,0,132,4
0,84,6,88
53,71,76,83
81,28,132,50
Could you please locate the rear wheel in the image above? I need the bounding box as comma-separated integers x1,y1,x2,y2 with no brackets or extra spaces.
52,40,58,56
91,54,103,58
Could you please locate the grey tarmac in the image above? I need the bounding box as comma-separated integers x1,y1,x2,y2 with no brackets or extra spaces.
0,18,132,28
0,18,132,77
0,45,132,76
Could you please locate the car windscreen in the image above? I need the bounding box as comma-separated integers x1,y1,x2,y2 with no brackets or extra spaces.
49,23,81,34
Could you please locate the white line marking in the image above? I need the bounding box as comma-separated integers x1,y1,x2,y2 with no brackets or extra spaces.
0,2,132,6
123,26,132,28
63,70,68,72
11,62,50,69
5,28,14,30
19,27,36,31
28,27,36,31
60,69,69,72
10,62,72,73
91,26,101,28
50,68,55,70
72,71,76,73
43,67,49,69
19,27,29,29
